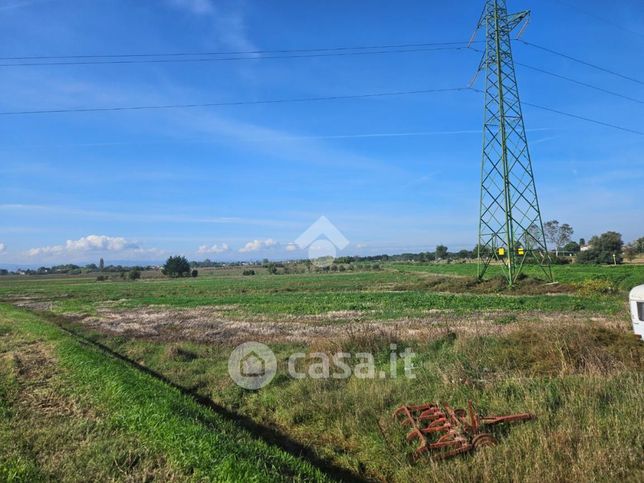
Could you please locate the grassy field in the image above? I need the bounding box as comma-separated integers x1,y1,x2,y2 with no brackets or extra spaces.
0,305,330,482
1,262,643,481
1,263,640,318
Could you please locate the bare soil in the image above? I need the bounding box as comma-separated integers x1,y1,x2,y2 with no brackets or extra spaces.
60,304,629,345
11,296,54,312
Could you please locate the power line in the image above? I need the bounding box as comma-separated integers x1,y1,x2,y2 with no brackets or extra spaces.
470,45,644,104
469,87,643,135
0,87,472,116
0,46,470,67
0,47,467,68
517,40,644,86
0,43,477,67
522,101,644,136
4,86,642,136
0,40,474,61
2,34,639,94
515,62,644,104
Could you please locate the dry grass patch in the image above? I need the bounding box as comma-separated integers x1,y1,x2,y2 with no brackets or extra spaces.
63,304,628,348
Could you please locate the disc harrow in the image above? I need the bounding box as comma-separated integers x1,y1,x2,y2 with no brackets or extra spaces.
393,400,534,461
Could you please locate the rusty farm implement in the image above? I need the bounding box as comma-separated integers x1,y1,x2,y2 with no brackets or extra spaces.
393,400,534,461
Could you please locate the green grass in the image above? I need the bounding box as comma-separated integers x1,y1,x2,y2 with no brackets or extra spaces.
393,261,644,289
2,262,642,318
58,313,644,482
1,263,643,481
0,305,329,482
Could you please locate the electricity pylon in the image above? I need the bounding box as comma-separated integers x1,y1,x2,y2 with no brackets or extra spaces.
471,0,553,286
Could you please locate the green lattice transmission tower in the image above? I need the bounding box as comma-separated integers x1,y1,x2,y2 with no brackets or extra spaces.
472,0,553,286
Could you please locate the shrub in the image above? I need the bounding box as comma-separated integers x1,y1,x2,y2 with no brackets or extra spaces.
96,275,108,282
191,269,198,278
242,269,256,276
128,269,141,281
552,256,572,265
577,278,617,296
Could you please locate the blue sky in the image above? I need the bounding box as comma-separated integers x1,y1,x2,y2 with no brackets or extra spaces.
0,0,643,267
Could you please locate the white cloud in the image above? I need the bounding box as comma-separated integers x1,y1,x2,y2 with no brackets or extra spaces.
285,243,298,252
355,243,368,249
239,238,277,253
0,243,6,253
65,235,137,252
27,235,143,258
197,243,229,254
27,245,63,257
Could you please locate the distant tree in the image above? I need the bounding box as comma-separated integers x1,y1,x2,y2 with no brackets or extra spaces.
162,256,191,278
456,249,472,259
579,238,586,247
523,223,543,250
421,252,436,262
624,243,637,262
635,237,644,254
558,224,574,251
191,269,198,278
543,220,574,256
577,231,624,265
563,241,580,253
242,269,256,276
435,245,448,260
99,258,104,271
128,269,141,280
543,220,558,249
472,244,492,258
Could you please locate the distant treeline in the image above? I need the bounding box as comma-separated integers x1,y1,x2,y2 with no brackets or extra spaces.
3,230,641,276
2,264,157,276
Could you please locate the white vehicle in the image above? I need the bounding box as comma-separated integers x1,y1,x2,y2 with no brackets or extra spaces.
629,285,644,339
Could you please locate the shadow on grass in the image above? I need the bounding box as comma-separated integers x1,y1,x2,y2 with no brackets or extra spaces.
37,310,368,483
